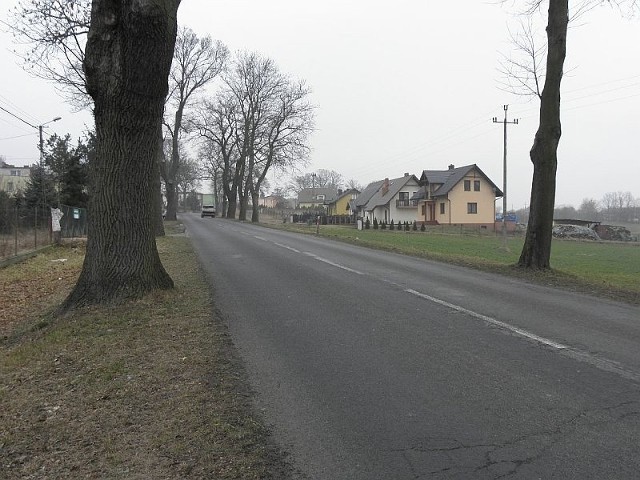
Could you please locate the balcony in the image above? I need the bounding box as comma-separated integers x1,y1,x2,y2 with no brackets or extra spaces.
396,199,419,208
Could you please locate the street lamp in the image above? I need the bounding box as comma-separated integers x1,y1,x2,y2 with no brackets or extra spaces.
37,116,61,215
39,116,62,164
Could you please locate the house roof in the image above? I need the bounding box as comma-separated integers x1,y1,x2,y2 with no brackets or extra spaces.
297,187,338,204
412,164,503,199
364,174,419,211
353,180,384,208
328,188,360,206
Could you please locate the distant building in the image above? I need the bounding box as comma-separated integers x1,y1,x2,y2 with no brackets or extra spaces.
0,162,31,196
297,187,338,209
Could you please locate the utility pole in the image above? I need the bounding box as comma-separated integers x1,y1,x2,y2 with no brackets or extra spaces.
38,117,62,208
493,105,518,249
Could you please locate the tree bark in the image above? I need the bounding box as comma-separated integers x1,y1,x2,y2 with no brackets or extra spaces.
518,0,567,269
62,0,179,310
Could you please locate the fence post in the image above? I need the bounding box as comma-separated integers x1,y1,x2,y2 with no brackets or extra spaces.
14,205,18,256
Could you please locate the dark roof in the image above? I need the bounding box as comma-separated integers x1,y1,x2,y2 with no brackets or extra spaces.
364,174,419,210
297,187,338,204
328,188,360,205
353,180,384,208
419,164,503,198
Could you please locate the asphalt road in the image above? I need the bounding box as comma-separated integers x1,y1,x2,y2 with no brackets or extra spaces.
181,214,640,480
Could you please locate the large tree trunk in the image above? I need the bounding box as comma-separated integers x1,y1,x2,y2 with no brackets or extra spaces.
251,191,260,222
62,0,179,310
164,180,177,220
518,0,567,270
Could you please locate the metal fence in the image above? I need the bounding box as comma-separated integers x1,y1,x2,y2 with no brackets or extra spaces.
59,204,88,239
0,204,87,261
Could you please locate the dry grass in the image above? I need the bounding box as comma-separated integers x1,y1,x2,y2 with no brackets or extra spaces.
0,231,292,479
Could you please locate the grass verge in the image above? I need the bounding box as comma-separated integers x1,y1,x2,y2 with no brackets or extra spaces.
1,231,292,479
268,223,640,305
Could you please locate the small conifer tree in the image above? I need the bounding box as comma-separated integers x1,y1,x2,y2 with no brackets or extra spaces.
389,219,395,231
373,217,378,229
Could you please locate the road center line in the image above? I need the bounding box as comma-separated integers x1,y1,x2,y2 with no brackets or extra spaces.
274,242,301,253
303,252,364,275
405,288,568,350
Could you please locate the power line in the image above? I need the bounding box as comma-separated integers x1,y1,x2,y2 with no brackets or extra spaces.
0,104,38,130
0,132,38,141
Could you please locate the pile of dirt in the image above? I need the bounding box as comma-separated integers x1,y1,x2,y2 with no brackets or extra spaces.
552,224,600,240
595,224,635,242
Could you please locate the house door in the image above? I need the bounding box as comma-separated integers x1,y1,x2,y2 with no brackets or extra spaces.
428,203,435,222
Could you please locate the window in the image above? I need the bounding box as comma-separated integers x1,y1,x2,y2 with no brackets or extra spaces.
316,194,325,201
10,170,20,176
421,205,426,215
474,180,480,191
467,202,478,214
464,180,471,191
7,181,14,192
440,202,445,215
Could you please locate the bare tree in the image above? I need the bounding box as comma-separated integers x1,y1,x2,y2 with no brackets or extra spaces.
8,0,92,108
499,0,638,269
194,95,241,218
248,80,314,222
578,198,600,220
345,179,364,191
290,169,343,193
497,18,546,99
516,0,568,269
210,52,314,221
61,0,180,311
162,27,228,221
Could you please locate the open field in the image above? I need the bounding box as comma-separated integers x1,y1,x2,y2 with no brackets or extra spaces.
1,226,292,479
269,223,640,304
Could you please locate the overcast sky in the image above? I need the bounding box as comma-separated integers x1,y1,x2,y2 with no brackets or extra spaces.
1,1,638,210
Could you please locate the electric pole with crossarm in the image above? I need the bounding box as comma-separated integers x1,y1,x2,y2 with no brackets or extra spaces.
493,105,518,249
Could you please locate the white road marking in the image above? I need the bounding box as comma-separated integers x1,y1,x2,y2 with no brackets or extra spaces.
274,242,301,253
405,288,640,382
405,288,568,350
253,235,268,241
303,252,364,275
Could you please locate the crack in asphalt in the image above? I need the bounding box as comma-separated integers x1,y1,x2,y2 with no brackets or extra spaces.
393,398,640,479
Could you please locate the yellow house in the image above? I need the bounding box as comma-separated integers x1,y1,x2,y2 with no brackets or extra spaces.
412,164,502,229
326,188,359,216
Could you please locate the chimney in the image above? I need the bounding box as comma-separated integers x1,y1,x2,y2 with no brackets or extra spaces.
382,178,389,195
404,172,409,177
448,164,455,170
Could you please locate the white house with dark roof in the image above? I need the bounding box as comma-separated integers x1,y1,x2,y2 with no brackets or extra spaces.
350,179,384,218
411,164,502,229
362,173,420,224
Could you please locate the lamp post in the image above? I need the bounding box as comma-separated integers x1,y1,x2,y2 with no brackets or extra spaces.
39,116,62,165
37,117,61,238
